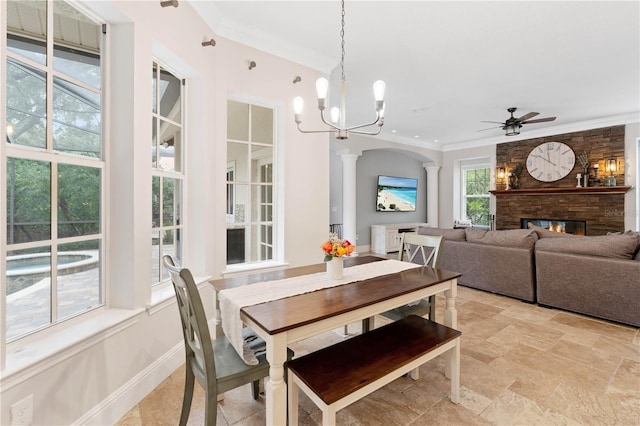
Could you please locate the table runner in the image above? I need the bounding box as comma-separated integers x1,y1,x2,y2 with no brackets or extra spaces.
219,259,421,364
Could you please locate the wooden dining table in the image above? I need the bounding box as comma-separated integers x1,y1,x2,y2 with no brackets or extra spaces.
209,255,461,425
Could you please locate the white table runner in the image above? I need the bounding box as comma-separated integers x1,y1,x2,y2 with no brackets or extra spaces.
219,259,421,364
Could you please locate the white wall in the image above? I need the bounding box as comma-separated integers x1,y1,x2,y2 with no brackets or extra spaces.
624,121,639,230
0,1,327,424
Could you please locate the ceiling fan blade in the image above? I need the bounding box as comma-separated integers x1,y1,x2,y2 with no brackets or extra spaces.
517,112,539,122
522,116,556,124
480,120,505,125
476,126,503,132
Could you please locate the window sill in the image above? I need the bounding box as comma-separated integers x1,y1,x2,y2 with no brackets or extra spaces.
222,261,290,278
148,276,211,315
2,308,144,387
2,276,212,388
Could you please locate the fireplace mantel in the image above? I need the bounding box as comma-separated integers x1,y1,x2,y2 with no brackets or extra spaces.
490,186,631,196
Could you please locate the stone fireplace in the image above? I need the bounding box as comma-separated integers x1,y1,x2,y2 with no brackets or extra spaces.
493,189,627,236
493,125,628,236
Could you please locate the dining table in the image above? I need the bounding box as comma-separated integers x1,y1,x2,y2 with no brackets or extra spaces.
209,255,461,425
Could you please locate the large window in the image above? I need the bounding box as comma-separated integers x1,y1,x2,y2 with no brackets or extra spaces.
151,62,184,285
4,0,103,341
462,165,491,227
226,100,275,265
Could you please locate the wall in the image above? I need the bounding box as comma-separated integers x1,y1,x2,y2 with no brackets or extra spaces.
355,150,428,247
0,1,328,424
624,122,639,230
328,135,441,249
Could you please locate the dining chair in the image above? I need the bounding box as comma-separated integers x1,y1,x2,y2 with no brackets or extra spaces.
381,232,444,322
163,255,286,426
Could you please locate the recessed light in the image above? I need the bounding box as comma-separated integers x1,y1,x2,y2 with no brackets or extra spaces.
391,129,397,133
434,139,439,143
414,135,420,138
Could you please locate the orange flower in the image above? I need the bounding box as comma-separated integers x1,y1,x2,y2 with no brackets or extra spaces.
322,233,355,262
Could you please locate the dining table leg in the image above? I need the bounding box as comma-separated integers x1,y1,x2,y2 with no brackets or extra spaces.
443,280,458,384
265,333,288,425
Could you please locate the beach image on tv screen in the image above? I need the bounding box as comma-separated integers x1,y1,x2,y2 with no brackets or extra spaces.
376,176,417,211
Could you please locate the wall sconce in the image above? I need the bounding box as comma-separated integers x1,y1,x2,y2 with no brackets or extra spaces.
160,0,178,7
496,167,506,190
248,61,256,70
605,158,617,186
201,39,216,47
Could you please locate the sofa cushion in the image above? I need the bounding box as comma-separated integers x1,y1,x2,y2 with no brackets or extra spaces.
418,226,466,241
527,223,579,239
465,228,538,249
627,231,640,261
536,233,639,260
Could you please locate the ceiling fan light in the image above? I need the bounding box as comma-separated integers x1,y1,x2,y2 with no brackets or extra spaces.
505,124,520,136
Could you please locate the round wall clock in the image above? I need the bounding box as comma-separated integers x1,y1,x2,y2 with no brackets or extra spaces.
526,142,575,182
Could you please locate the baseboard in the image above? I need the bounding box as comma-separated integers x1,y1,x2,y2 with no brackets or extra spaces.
74,341,185,425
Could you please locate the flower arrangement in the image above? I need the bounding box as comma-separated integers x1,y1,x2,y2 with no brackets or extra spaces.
322,233,355,262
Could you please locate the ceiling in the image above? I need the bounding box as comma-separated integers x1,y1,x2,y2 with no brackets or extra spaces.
189,1,640,151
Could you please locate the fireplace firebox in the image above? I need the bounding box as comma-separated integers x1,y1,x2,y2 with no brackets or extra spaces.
521,218,586,236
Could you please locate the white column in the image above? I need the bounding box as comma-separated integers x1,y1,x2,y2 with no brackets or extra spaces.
341,153,360,255
424,165,440,227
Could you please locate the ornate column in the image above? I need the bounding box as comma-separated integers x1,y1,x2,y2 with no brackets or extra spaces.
341,153,360,255
424,165,440,227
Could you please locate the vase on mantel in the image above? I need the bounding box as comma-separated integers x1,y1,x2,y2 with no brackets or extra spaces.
326,257,344,280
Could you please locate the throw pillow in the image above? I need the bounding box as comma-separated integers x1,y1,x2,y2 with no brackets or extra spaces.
528,223,579,239
465,228,538,249
536,233,639,260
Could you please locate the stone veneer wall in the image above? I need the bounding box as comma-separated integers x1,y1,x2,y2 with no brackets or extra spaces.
495,125,626,235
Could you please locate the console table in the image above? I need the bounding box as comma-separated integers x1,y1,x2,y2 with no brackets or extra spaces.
370,222,429,254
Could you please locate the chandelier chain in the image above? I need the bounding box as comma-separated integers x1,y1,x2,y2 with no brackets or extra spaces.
340,0,345,82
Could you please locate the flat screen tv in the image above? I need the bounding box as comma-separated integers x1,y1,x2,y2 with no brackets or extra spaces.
376,175,418,212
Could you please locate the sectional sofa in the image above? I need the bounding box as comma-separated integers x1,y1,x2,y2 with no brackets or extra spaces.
418,226,640,327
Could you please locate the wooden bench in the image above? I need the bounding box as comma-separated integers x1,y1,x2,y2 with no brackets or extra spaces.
286,315,461,426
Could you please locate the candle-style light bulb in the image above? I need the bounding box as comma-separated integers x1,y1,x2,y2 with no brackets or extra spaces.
330,107,340,124
373,80,386,101
316,78,329,111
293,97,304,124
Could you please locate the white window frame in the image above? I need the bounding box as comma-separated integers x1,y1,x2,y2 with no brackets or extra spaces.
225,96,280,271
460,161,491,226
2,0,106,348
151,60,185,287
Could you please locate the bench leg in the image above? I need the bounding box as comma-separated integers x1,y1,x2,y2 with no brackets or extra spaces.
445,338,461,404
409,367,420,380
288,370,299,425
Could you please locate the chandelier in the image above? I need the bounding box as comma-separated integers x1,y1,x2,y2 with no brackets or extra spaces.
293,0,386,140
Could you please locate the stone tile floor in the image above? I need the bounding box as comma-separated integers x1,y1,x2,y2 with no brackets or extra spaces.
116,285,640,425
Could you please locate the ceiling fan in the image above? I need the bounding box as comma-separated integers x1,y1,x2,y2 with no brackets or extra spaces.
479,107,556,136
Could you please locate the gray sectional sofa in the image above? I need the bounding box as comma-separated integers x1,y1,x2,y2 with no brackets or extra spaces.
418,226,640,327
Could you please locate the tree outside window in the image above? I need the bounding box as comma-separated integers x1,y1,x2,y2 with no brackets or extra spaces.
463,166,491,227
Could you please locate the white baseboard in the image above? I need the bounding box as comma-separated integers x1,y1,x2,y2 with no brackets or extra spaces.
74,341,185,425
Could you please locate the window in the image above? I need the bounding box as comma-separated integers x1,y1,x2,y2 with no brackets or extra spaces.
226,100,275,265
151,62,184,285
462,165,491,227
4,0,104,341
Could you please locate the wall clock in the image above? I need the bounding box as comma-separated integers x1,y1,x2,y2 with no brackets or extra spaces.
526,142,575,182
